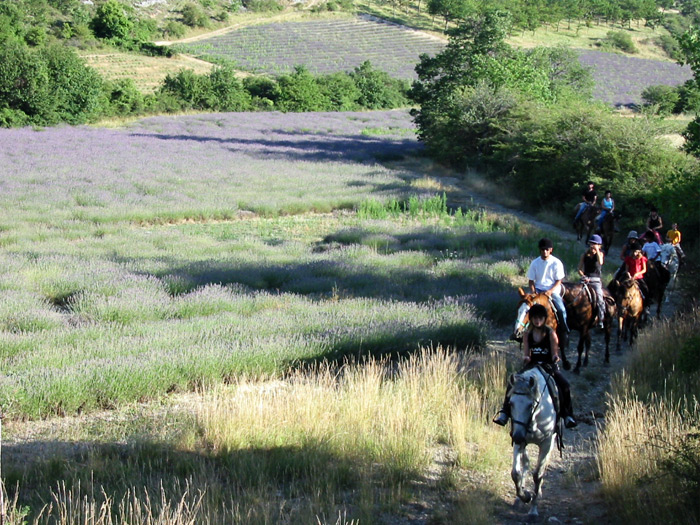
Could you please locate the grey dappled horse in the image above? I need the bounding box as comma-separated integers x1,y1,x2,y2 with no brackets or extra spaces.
509,367,558,520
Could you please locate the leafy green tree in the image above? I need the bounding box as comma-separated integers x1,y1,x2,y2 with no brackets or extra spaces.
0,41,51,123
678,26,700,156
428,0,476,31
181,3,209,28
90,0,134,42
209,66,252,111
276,66,330,112
160,68,212,109
40,44,105,123
317,72,361,111
350,61,409,110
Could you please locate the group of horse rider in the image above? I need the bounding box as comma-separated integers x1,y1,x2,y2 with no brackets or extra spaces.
573,181,616,234
491,193,686,432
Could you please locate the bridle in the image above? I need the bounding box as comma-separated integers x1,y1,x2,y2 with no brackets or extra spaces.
510,371,547,432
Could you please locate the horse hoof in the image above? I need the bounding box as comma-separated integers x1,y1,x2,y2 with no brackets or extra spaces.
573,367,581,375
563,361,571,371
526,513,539,523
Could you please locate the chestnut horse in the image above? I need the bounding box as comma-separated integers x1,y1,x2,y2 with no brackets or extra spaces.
561,282,616,373
608,273,644,350
511,289,571,371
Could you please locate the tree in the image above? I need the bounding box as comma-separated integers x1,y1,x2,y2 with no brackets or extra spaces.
90,0,133,42
276,66,329,112
678,26,700,156
427,0,474,31
350,61,409,110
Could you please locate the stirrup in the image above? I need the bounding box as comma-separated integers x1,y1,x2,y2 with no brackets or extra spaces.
493,411,508,426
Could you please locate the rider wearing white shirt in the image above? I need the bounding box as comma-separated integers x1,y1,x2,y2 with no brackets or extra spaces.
527,238,569,332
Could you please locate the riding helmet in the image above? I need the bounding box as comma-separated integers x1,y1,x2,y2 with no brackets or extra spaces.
589,234,603,245
529,303,548,319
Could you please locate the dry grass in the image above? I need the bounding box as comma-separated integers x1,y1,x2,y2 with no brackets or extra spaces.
80,51,214,93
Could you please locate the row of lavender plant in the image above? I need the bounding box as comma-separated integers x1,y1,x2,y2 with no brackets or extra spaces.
0,110,563,419
179,16,692,106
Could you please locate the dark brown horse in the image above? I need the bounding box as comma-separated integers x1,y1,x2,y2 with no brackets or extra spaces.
599,211,616,255
644,260,671,318
511,288,571,371
608,273,644,350
574,204,598,243
561,282,617,374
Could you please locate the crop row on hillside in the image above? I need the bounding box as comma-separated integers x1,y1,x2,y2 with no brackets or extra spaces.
179,16,445,79
178,15,692,106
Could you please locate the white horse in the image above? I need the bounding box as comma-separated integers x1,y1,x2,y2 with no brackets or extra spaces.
509,366,558,520
658,243,679,300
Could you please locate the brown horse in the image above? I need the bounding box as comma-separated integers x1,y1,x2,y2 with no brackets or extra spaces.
608,273,644,350
574,204,598,243
511,288,571,371
561,282,617,373
599,211,616,255
644,260,671,318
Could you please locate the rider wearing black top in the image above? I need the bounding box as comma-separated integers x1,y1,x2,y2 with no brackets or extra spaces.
574,181,597,225
578,234,606,330
493,304,577,429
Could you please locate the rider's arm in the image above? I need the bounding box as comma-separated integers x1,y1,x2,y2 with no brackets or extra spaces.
522,331,532,365
545,279,562,296
577,253,586,278
528,279,536,293
656,216,663,231
596,249,604,266
550,330,560,363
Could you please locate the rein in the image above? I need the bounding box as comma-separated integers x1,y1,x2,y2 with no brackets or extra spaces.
510,370,547,432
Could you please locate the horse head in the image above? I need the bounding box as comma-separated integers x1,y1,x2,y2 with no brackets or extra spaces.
510,288,556,342
509,369,553,445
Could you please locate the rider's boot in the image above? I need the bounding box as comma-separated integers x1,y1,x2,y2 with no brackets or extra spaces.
565,416,577,428
493,411,509,426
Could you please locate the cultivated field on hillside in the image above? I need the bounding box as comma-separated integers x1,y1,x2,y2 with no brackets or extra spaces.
178,15,445,79
81,51,215,92
175,14,691,105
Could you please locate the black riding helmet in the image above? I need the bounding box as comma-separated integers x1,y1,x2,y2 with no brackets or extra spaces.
529,303,548,319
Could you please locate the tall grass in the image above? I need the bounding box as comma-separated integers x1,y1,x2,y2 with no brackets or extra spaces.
4,349,511,523
597,306,700,523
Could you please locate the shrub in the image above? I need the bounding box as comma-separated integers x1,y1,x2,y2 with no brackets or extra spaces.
242,0,283,11
160,68,212,109
641,84,680,115
276,66,330,112
675,80,700,114
209,66,252,111
162,20,187,39
350,61,409,110
90,0,134,43
604,30,637,53
181,3,209,28
105,78,144,116
243,75,279,108
317,72,360,111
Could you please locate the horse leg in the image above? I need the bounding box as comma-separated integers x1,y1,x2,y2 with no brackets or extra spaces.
604,319,611,363
512,445,532,504
574,332,584,374
528,436,556,519
583,330,591,367
616,316,623,353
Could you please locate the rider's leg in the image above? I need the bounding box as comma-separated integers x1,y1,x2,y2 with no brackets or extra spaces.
549,292,570,332
493,387,511,425
590,278,605,327
573,202,587,223
553,371,576,428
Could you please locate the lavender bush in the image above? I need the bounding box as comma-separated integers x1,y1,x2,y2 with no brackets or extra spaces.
0,110,559,419
179,16,445,80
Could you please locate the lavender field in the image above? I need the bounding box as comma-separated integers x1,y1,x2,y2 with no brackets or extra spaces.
179,16,691,106
179,15,445,79
0,109,560,420
579,49,694,106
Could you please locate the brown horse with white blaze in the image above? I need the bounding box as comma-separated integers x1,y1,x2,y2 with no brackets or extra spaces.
511,288,571,371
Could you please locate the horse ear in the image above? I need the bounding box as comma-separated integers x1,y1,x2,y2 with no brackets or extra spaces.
508,374,516,387
529,376,536,388
518,287,526,298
